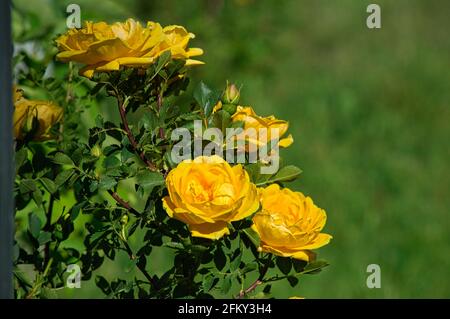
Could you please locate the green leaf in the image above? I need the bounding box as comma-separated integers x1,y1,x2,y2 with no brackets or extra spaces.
274,165,302,182
19,179,37,194
256,165,302,186
103,145,120,156
55,169,74,187
13,270,32,289
208,110,231,132
104,121,122,141
37,231,52,245
287,276,299,287
89,180,99,193
121,147,134,163
194,81,219,118
15,147,28,169
39,177,57,194
136,171,164,193
32,189,43,206
28,214,42,239
220,276,232,295
103,155,121,169
241,262,257,274
156,51,171,74
140,112,159,132
263,284,272,294
189,244,210,253
163,242,184,250
173,282,190,298
244,163,263,184
292,259,307,273
202,274,218,292
243,228,260,248
95,275,111,295
90,82,106,96
231,252,242,272
214,247,226,271
106,168,122,177
276,257,292,275
302,260,329,275
98,176,117,191
52,152,74,166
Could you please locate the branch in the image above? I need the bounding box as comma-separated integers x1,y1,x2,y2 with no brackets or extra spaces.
237,256,271,299
122,240,158,289
107,190,140,216
157,91,165,140
116,95,157,171
106,190,158,290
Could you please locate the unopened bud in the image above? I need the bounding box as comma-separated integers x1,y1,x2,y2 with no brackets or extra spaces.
23,108,38,135
120,214,129,225
222,82,240,105
91,145,102,157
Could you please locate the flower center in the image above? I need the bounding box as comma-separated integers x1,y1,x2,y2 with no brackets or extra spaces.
187,180,210,203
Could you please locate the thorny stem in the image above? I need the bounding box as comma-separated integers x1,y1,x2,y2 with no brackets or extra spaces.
237,255,271,299
122,234,158,289
107,190,140,217
116,94,157,171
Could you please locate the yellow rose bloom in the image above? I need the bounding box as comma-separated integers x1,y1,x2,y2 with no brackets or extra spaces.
162,155,259,240
55,19,203,78
231,106,294,149
252,184,332,261
13,87,63,141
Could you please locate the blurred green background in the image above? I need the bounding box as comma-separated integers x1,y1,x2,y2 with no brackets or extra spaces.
12,0,450,298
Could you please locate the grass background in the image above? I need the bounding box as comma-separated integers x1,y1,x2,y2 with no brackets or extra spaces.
12,0,450,298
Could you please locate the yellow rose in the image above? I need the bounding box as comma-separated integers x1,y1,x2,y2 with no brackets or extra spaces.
252,184,332,261
13,88,63,141
56,19,203,78
162,155,259,239
231,106,294,149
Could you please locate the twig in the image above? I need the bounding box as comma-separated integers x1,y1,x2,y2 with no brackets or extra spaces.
237,256,271,299
116,94,157,171
122,237,159,289
107,190,140,217
65,62,74,103
157,92,165,140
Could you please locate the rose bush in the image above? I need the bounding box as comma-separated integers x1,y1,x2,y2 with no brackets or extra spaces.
13,17,331,299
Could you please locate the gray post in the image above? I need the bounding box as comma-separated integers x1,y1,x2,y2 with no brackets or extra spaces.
0,0,14,299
